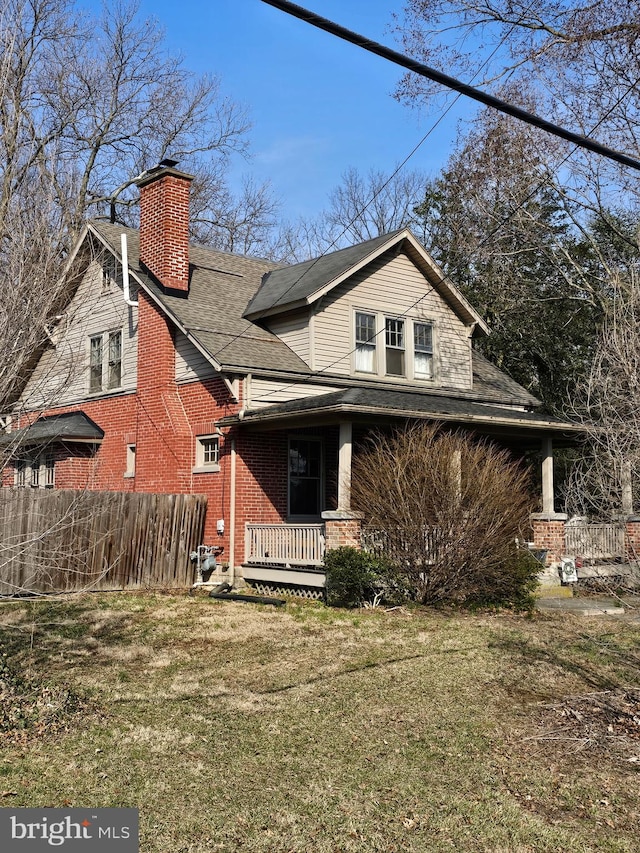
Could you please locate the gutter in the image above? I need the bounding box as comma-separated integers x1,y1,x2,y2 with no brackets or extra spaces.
217,402,585,434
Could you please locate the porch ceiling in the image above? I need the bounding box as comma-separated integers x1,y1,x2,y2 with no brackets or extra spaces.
220,387,583,446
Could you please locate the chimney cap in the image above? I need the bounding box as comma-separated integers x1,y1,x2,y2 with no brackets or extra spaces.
135,163,195,189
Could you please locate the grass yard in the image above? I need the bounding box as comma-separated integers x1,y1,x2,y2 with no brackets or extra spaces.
1,592,639,852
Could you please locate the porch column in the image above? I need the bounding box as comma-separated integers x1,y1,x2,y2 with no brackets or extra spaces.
622,460,634,517
541,437,555,515
337,420,352,511
531,436,568,581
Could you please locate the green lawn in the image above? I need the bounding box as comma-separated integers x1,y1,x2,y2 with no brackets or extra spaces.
1,593,639,852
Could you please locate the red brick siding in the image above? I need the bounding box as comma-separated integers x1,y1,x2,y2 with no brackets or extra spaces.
531,519,566,565
324,518,362,551
138,171,192,292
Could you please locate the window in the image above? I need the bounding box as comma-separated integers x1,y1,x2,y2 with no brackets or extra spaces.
385,318,405,376
414,322,434,379
355,312,376,373
125,444,136,478
102,256,117,292
353,311,435,382
14,454,54,489
195,435,220,471
288,437,322,518
89,330,122,393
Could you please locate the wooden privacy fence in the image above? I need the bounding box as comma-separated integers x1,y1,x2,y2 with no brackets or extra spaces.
0,489,207,595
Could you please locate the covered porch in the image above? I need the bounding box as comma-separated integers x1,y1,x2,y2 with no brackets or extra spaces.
219,387,585,591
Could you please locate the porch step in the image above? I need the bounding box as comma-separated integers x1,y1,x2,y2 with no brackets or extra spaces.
536,596,625,616
535,584,573,599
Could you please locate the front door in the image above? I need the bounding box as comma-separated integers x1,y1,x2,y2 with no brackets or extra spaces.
288,436,323,519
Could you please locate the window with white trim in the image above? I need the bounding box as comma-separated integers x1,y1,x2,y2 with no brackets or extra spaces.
353,311,436,382
194,435,220,471
14,454,55,489
355,311,376,373
385,318,405,377
414,322,434,379
89,330,122,393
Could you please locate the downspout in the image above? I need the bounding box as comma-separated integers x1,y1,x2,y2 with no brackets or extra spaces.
229,436,237,587
121,234,138,307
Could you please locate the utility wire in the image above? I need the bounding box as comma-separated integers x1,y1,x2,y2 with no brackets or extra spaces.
260,0,640,173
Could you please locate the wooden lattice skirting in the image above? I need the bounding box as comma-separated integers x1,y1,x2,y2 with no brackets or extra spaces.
245,580,325,601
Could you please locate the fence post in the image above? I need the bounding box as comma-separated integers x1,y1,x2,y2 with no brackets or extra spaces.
321,510,363,552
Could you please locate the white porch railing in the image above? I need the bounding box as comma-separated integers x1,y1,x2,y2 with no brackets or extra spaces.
565,523,626,562
244,523,326,566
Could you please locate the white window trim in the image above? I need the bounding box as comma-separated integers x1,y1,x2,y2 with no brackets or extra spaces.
124,443,136,478
14,453,55,489
193,434,221,473
88,329,123,395
352,308,437,383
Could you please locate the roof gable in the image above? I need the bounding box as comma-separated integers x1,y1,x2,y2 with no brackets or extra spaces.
88,221,311,376
243,228,489,335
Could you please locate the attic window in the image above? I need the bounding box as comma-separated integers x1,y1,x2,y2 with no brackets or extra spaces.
102,255,118,292
414,322,434,379
89,330,122,393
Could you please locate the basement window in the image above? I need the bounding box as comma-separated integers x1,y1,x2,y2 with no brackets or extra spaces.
194,435,220,473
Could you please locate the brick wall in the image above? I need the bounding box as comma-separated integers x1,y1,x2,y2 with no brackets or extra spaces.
531,518,566,565
323,515,363,551
625,520,640,562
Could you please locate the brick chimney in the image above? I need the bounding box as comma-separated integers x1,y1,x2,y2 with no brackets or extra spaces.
136,165,194,293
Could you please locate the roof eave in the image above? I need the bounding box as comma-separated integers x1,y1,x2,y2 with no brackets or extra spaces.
221,401,584,434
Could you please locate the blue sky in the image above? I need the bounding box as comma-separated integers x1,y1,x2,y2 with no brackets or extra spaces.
92,1,477,221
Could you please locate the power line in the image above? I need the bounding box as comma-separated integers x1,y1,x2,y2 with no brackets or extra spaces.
260,0,640,173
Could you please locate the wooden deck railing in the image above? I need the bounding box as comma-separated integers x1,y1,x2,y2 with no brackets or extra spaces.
244,523,325,566
565,523,626,562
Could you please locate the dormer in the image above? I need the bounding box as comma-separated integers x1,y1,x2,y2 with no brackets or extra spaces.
244,229,488,392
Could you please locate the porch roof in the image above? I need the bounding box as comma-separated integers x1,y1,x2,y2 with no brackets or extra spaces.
220,387,582,443
0,412,104,447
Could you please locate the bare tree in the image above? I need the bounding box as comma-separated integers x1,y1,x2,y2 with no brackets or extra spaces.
351,425,535,605
324,166,429,244
566,268,640,520
394,1,640,207
0,0,272,244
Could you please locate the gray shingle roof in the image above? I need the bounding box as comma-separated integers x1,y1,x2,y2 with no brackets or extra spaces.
244,231,401,317
90,221,310,374
0,412,104,447
88,221,542,410
221,386,577,438
472,350,540,407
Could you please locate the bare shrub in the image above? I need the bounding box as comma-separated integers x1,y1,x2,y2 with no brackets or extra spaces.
351,424,535,606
